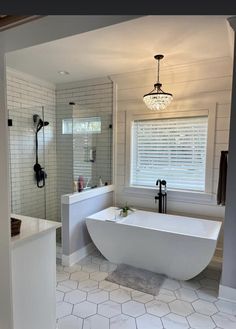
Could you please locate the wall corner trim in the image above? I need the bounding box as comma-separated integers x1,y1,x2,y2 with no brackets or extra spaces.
219,284,236,302
62,243,95,267
228,16,236,31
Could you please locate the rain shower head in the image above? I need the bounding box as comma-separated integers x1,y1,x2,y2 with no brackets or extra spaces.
33,114,49,132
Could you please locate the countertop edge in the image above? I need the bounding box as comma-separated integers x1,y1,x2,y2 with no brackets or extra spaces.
11,214,61,248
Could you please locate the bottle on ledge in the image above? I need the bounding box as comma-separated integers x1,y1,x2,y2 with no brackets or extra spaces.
78,175,84,192
99,176,103,187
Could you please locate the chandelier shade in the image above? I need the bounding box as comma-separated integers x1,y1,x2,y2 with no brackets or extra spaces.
143,55,173,111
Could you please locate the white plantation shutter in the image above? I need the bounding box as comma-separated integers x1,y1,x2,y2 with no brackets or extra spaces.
131,116,208,191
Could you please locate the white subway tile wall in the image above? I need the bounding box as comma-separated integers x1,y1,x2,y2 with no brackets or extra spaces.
7,69,58,222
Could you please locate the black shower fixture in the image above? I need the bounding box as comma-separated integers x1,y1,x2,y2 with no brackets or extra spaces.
33,114,49,188
33,114,49,133
155,179,167,213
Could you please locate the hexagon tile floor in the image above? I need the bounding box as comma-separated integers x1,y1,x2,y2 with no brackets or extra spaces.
56,249,236,329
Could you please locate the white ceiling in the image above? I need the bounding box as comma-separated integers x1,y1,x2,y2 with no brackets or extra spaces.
6,15,232,84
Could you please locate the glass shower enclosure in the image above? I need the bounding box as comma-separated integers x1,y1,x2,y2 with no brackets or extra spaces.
9,102,113,223
9,105,57,222
57,102,113,197
72,104,113,190
8,91,113,250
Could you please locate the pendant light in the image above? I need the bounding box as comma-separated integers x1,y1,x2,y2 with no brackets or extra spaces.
143,54,173,111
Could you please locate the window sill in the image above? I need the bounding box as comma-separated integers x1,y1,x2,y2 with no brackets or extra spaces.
123,186,218,206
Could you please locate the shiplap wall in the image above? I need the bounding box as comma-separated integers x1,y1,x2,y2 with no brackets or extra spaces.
7,68,58,222
111,57,233,258
112,57,232,220
56,77,113,218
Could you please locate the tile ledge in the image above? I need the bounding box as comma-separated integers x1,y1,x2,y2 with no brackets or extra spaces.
61,184,114,205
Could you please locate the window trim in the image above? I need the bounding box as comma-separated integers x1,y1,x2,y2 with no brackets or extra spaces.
62,116,102,135
125,103,216,195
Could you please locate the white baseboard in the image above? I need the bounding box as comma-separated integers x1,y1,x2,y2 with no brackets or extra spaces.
219,284,236,303
62,243,95,267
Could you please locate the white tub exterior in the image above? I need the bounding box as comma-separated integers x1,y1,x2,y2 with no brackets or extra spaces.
86,207,222,280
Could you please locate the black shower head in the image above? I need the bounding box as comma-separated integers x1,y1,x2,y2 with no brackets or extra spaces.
33,114,41,126
33,114,49,132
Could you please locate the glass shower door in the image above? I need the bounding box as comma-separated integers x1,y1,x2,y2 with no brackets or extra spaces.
9,106,47,219
72,104,113,189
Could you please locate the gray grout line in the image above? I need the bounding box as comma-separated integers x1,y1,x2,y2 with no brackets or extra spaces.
56,255,236,329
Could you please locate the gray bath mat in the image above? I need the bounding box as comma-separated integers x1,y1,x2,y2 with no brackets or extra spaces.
105,264,165,295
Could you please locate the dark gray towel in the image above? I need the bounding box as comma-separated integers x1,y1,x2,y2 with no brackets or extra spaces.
217,151,228,206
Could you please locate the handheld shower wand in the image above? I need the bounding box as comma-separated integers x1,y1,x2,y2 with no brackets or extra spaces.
33,114,49,188
33,114,49,133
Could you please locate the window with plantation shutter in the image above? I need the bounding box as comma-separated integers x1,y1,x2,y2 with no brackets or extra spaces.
131,116,208,191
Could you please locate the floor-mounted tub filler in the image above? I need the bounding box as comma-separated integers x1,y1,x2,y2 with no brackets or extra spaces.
86,207,222,281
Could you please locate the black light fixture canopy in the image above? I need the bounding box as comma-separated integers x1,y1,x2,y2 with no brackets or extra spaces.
143,54,173,111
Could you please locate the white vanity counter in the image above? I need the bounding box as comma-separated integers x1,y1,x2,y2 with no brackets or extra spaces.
11,214,61,247
11,214,61,329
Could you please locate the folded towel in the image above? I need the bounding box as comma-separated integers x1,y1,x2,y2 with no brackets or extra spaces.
217,150,228,206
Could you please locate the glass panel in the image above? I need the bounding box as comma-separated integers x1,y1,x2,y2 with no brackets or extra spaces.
72,104,112,191
9,106,47,218
56,103,74,199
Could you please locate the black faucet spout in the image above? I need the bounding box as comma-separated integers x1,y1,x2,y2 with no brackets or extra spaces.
156,179,161,186
155,179,167,213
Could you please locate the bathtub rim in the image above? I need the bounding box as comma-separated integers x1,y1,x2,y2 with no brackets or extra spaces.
86,207,222,241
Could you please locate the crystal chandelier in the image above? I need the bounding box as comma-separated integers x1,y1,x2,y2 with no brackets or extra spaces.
143,54,173,111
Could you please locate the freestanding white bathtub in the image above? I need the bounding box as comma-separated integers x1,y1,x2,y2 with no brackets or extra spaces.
86,207,222,280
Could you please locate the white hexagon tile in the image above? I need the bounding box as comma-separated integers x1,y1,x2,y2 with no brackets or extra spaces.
98,300,121,318
73,301,97,318
56,250,236,329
